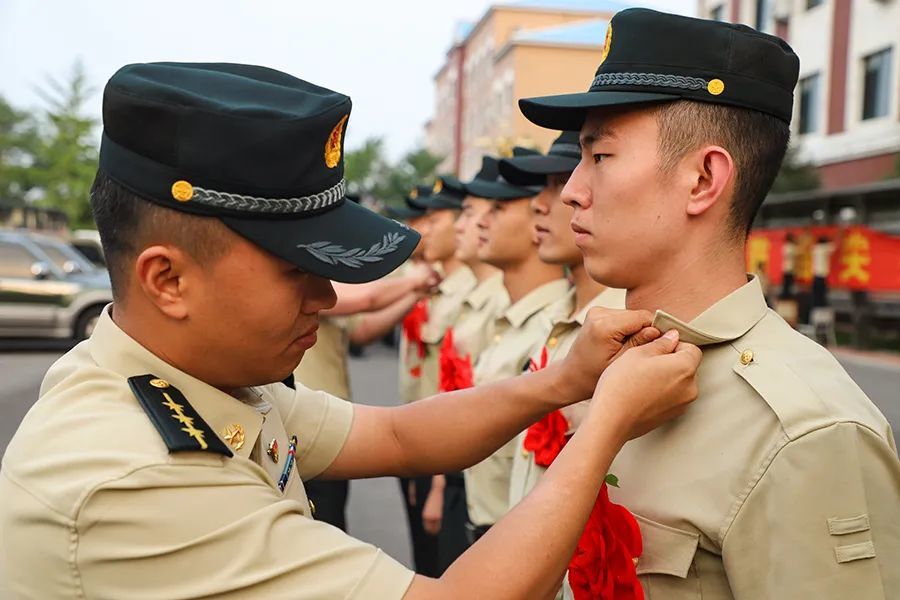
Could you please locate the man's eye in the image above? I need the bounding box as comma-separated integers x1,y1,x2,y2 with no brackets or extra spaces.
593,154,608,164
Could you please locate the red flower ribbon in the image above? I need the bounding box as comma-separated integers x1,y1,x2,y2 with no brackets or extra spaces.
438,328,474,392
402,299,429,376
568,484,644,600
522,346,644,599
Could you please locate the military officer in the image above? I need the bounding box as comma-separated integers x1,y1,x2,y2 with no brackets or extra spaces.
0,62,702,599
462,154,572,544
499,132,626,511
521,9,900,598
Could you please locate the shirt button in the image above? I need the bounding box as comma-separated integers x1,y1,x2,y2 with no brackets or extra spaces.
547,337,558,348
740,350,754,365
521,448,530,458
493,334,502,343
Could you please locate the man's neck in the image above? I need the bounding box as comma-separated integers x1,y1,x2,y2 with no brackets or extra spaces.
468,259,500,283
501,254,564,305
570,262,606,314
441,256,464,278
625,244,747,323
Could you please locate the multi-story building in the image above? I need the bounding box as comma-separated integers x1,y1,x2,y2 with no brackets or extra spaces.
427,0,625,178
698,0,900,189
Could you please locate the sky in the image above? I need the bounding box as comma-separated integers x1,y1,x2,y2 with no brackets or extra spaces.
0,0,694,159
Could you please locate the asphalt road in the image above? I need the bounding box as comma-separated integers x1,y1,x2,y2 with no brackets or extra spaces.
2,339,899,571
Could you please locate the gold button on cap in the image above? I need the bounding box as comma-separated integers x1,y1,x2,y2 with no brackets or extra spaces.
707,78,725,96
171,180,194,202
149,378,170,389
740,350,754,365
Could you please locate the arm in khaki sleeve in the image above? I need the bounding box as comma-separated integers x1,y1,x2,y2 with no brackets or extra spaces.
324,267,432,316
348,292,423,347
76,463,414,599
722,423,900,599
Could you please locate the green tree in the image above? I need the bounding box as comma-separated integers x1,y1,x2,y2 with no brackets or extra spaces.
343,137,443,206
344,137,388,195
0,96,41,205
375,147,443,206
29,61,100,227
771,146,820,194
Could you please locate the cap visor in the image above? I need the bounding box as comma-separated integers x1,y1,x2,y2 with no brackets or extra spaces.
519,91,680,131
464,179,535,200
222,199,419,284
499,155,579,186
419,193,463,210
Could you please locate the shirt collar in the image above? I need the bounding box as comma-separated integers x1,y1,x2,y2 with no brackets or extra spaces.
465,272,506,310
651,276,769,347
503,278,571,328
571,287,627,326
438,265,477,295
89,306,264,458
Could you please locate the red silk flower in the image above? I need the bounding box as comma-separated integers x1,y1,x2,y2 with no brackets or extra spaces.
438,328,474,392
568,483,644,600
523,346,569,467
402,299,429,375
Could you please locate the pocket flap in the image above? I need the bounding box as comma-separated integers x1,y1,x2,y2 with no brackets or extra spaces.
635,515,700,578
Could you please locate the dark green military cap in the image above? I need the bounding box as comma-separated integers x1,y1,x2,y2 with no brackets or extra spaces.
98,62,418,284
520,8,800,131
406,185,434,211
464,156,537,200
415,175,466,210
499,131,581,186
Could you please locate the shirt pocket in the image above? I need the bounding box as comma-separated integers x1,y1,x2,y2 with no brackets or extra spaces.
635,514,702,599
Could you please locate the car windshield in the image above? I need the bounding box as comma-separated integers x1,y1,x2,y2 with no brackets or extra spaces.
33,239,96,274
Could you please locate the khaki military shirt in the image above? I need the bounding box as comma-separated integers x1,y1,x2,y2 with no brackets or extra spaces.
418,265,477,398
563,277,900,599
0,308,414,599
293,315,354,400
508,287,626,508
450,272,510,364
464,278,571,527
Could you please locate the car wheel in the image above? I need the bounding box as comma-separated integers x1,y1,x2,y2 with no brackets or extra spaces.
74,305,103,341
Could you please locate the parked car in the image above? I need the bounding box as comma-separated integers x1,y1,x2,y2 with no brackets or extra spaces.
70,229,106,268
0,230,112,340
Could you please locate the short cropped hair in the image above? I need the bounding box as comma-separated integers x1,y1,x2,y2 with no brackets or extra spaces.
89,170,233,300
654,100,790,238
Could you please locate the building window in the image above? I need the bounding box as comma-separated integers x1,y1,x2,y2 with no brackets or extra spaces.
862,48,893,120
807,0,823,9
798,73,820,134
710,4,725,20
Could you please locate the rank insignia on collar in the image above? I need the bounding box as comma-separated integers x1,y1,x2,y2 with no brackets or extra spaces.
128,374,232,457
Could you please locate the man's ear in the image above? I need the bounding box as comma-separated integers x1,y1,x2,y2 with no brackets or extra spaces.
133,245,190,319
685,145,735,217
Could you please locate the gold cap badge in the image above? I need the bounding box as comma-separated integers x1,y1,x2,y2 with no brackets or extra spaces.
325,114,349,169
599,26,612,66
171,180,194,202
223,424,245,451
707,79,725,96
433,179,443,194
410,187,418,200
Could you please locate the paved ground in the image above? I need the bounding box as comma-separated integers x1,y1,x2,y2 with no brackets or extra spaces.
2,339,899,571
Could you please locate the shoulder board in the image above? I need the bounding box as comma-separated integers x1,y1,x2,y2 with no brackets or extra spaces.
128,374,232,457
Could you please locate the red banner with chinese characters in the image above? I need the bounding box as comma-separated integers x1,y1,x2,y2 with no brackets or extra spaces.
746,226,900,292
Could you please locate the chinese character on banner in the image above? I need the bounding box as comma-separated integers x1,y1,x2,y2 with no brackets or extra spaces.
838,229,872,287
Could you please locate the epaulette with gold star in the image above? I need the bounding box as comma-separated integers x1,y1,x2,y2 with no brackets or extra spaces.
128,374,233,456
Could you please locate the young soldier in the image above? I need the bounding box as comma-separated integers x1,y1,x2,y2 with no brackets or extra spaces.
421,188,509,572
0,62,701,599
462,154,572,544
404,176,476,576
521,9,900,598
499,131,626,511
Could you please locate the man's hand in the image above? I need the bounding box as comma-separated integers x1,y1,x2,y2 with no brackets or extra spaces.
410,263,442,294
554,308,659,402
422,480,444,535
590,330,702,443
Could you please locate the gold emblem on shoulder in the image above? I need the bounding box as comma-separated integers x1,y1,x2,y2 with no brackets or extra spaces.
739,349,754,365
707,79,725,96
161,392,208,450
223,424,245,451
599,25,612,66
325,114,349,169
171,180,194,202
149,378,170,389
433,179,443,194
